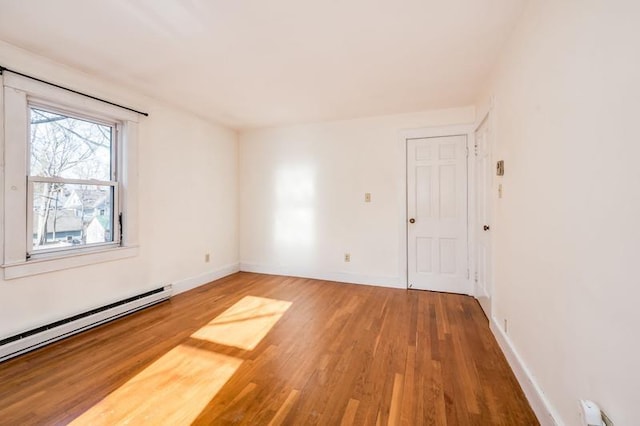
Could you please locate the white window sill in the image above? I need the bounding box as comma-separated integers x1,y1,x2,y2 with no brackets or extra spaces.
2,246,139,280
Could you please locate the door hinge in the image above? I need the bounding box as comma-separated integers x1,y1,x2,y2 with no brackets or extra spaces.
474,271,479,283
474,143,479,156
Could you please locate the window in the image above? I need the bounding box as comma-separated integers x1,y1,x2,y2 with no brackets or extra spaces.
1,72,139,279
28,106,119,256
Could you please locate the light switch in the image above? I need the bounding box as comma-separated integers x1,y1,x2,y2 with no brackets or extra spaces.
364,193,371,202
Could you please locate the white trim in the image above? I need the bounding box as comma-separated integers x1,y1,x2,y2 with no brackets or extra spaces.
468,130,478,298
474,95,495,132
28,241,120,260
490,316,562,426
2,71,140,274
27,176,117,186
3,72,139,123
466,132,475,295
172,263,241,295
398,123,475,294
239,263,403,289
401,124,475,141
120,121,139,246
396,134,409,288
3,85,29,265
3,246,139,279
0,75,5,267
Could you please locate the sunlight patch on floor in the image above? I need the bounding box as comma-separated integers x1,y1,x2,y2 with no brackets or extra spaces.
191,295,292,350
70,345,241,425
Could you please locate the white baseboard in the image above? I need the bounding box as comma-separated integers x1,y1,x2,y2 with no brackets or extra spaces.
490,317,562,426
172,263,240,295
239,262,403,289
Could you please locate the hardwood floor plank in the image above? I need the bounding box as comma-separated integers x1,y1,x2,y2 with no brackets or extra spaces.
388,373,404,426
399,346,415,426
0,272,538,425
340,398,360,426
267,389,299,426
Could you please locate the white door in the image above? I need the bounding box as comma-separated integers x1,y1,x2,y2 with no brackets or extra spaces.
407,135,468,293
475,117,492,317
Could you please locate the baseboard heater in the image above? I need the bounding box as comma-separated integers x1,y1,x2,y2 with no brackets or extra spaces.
0,285,172,363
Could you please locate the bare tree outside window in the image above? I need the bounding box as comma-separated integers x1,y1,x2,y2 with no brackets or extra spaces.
29,107,117,252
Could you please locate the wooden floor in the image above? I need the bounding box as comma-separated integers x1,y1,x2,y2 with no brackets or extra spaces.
0,273,537,425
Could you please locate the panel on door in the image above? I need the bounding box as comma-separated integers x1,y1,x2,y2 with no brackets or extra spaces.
407,135,468,293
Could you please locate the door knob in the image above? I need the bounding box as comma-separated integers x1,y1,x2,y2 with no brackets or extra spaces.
483,225,490,231
409,218,415,224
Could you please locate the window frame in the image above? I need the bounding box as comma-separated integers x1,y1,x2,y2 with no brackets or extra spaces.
26,102,121,258
1,72,139,279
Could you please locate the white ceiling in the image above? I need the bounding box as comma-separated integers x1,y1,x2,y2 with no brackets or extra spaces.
0,0,525,129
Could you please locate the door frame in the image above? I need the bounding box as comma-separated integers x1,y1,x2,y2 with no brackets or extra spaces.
398,124,475,294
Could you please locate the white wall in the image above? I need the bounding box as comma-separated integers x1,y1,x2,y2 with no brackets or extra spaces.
239,107,474,287
0,41,239,338
480,1,640,424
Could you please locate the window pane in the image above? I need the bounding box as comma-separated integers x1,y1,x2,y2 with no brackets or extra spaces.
30,108,113,181
32,182,114,251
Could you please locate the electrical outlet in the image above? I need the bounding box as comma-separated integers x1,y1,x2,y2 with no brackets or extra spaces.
344,253,351,262
205,253,210,263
